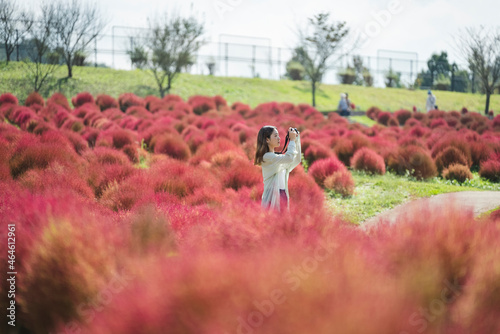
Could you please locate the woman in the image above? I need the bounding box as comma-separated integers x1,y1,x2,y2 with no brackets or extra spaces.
254,126,302,212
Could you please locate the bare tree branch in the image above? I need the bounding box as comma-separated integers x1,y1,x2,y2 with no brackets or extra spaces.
295,12,355,107
139,12,204,97
52,0,107,78
22,2,60,92
0,0,34,63
458,26,500,115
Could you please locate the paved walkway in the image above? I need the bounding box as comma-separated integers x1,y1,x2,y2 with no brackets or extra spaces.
362,191,500,228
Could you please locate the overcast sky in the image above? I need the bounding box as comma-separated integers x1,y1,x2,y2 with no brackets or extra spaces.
15,0,500,81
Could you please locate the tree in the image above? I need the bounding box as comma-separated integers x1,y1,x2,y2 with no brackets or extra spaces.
385,68,402,88
338,55,373,86
127,46,148,70
458,27,500,114
22,2,60,92
295,12,351,107
427,51,451,85
0,0,33,63
284,48,306,80
141,12,204,97
52,0,106,78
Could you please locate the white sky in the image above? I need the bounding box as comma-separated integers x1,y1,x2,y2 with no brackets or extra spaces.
15,0,500,82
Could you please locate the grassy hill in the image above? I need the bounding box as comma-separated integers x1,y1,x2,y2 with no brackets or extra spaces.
1,61,499,113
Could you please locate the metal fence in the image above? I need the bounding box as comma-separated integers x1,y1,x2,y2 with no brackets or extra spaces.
0,27,470,90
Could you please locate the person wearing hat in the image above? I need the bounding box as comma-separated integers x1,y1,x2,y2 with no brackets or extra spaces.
426,90,437,112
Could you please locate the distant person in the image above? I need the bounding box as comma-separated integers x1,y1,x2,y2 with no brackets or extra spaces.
338,93,349,116
426,90,437,112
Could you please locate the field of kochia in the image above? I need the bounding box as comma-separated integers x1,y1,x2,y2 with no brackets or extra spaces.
1,90,500,333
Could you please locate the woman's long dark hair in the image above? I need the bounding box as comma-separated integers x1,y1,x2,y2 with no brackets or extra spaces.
254,126,276,166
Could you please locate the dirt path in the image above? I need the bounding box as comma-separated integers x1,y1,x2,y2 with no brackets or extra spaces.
362,191,500,227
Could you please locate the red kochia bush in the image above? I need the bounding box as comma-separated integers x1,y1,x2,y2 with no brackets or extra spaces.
366,106,382,120
333,137,354,166
470,141,494,167
213,95,227,110
231,102,252,117
431,135,472,167
9,135,80,178
96,94,119,111
304,141,333,165
387,117,399,127
190,138,245,164
91,146,132,166
324,170,355,197
0,92,18,106
118,93,146,112
377,112,392,126
394,109,412,125
222,160,261,190
479,159,500,182
21,212,119,333
25,91,45,107
71,92,94,107
430,118,448,129
351,147,385,175
434,146,469,174
121,144,140,163
188,95,217,115
442,164,473,182
47,92,71,110
109,129,136,149
152,133,191,161
387,145,437,180
308,156,348,186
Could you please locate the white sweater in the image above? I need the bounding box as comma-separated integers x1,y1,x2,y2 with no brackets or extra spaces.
261,136,302,211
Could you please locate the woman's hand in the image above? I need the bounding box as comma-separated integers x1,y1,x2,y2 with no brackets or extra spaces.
288,127,298,140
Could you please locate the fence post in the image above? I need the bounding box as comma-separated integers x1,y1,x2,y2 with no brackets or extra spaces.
94,38,97,67
112,26,115,68
410,59,413,85
252,45,256,77
278,48,281,80
225,43,228,76
16,29,19,61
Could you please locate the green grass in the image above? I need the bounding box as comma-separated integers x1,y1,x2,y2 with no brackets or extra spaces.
1,61,500,113
326,171,500,224
349,116,377,127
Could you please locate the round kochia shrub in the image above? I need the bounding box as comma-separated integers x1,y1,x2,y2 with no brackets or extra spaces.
442,164,473,183
304,142,333,165
324,170,355,197
21,216,118,333
308,156,348,186
96,94,119,111
351,147,385,175
366,106,382,120
0,92,18,106
152,133,191,161
377,112,392,126
71,92,94,108
188,95,217,115
9,135,80,179
333,137,354,166
434,146,469,174
394,109,412,125
387,145,437,180
25,91,45,107
479,159,500,182
118,93,146,112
